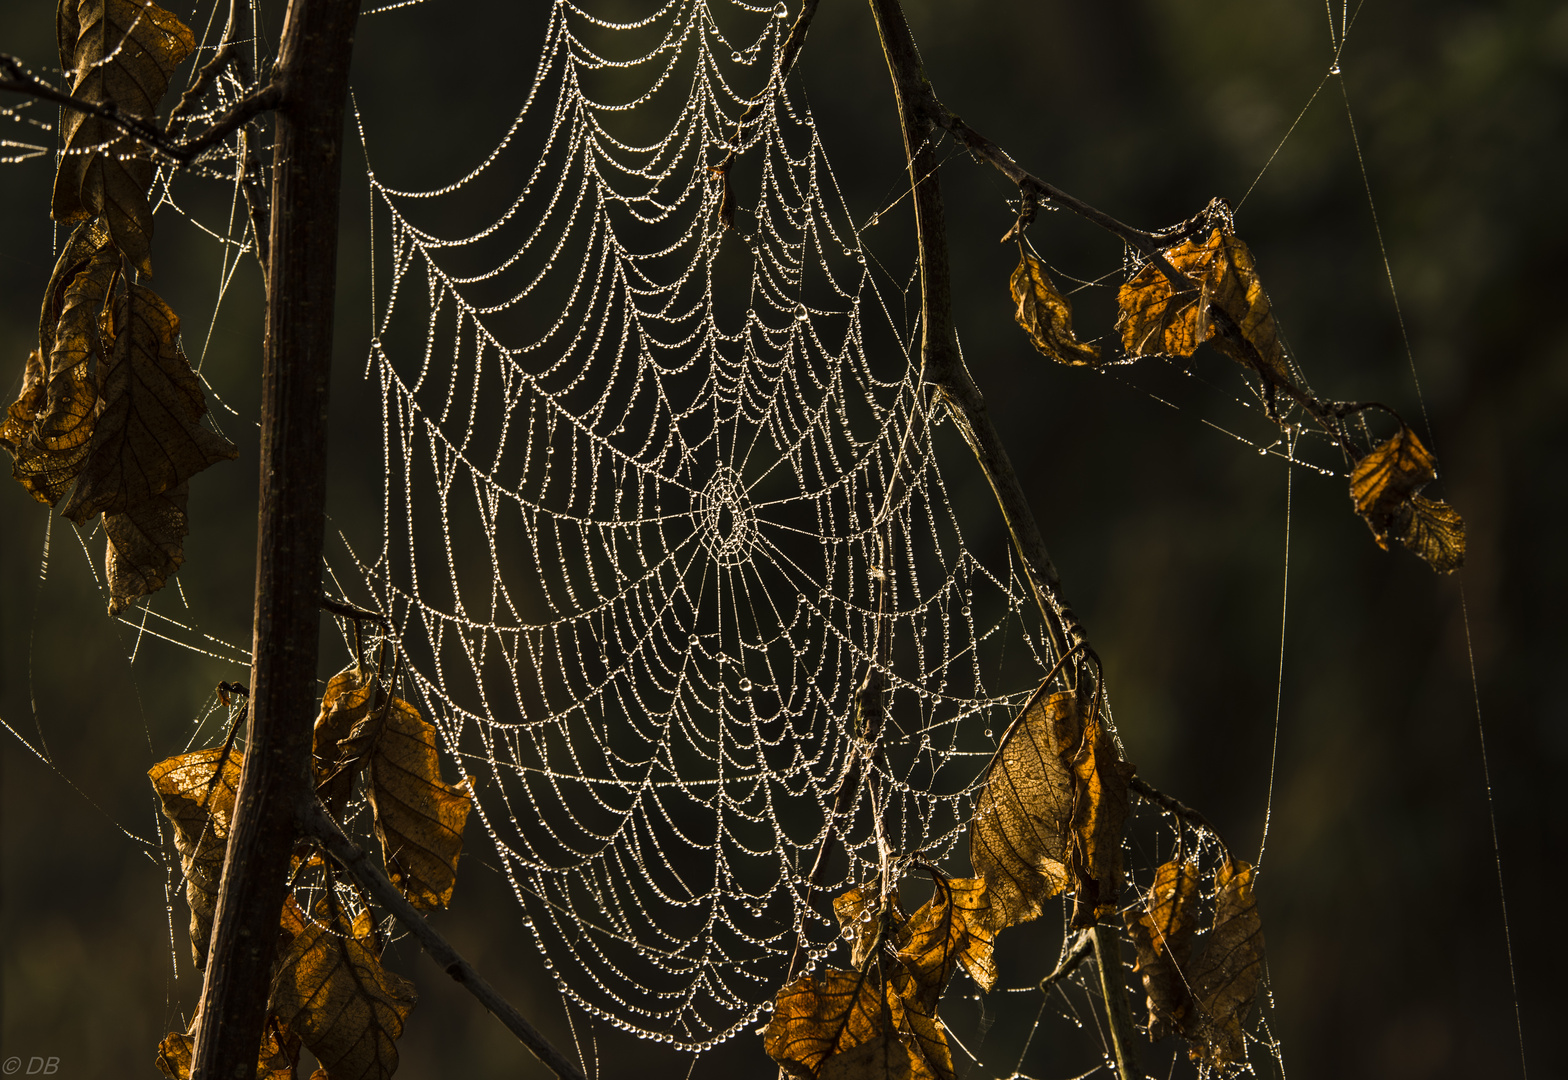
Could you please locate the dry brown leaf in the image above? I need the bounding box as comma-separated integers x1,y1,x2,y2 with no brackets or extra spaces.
1009,249,1100,366
103,479,189,614
1123,859,1201,1039
1115,229,1290,387
968,688,1082,930
764,966,953,1080
148,745,243,969
367,695,473,910
59,282,237,524
1066,705,1136,927
270,908,418,1080
1187,860,1265,1067
1399,493,1466,574
155,1013,299,1080
0,350,47,459
893,876,996,1005
53,0,195,275
833,881,884,972
1348,425,1437,548
314,669,379,817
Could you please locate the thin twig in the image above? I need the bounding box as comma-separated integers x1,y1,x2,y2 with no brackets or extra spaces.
0,52,279,164
1090,925,1142,1080
168,0,248,123
1129,775,1229,857
301,801,589,1080
1037,929,1093,994
321,596,391,628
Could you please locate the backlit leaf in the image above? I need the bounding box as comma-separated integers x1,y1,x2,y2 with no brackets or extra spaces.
59,282,237,525
1066,703,1136,927
1399,493,1466,574
968,688,1081,929
155,1013,300,1080
1009,249,1099,366
1115,228,1290,387
0,350,47,462
148,746,243,969
764,965,953,1080
314,669,379,817
270,907,418,1080
893,876,995,1005
833,881,883,972
1187,860,1264,1067
367,695,473,911
1348,426,1465,572
1123,859,1200,1039
53,0,196,275
104,480,189,614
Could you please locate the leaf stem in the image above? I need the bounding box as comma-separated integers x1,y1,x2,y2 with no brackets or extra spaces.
1129,775,1229,857
301,800,589,1080
1090,925,1142,1080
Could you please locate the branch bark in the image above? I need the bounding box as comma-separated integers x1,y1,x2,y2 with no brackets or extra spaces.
188,1,360,1077
301,801,589,1080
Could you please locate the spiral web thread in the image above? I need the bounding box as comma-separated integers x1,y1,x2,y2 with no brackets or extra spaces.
343,0,1063,1050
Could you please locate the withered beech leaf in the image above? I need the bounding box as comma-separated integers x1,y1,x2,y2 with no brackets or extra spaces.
53,0,196,275
833,881,884,972
1348,426,1465,572
1115,229,1290,387
315,668,379,817
269,907,418,1080
968,687,1082,930
155,1013,300,1080
59,282,237,525
1066,703,1136,927
893,876,996,1005
1399,493,1466,574
148,746,243,969
368,695,473,911
764,966,953,1080
1009,249,1100,366
1123,859,1201,1040
104,479,189,614
1188,860,1265,1067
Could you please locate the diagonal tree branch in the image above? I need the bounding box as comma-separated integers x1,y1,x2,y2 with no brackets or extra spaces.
301,800,589,1080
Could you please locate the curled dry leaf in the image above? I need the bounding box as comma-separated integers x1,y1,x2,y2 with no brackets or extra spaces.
1009,248,1100,366
893,876,996,1005
155,1013,300,1080
53,0,196,275
1123,859,1200,1039
314,668,379,817
1115,228,1290,388
1187,860,1265,1067
764,965,954,1080
148,745,243,969
59,282,237,524
1348,426,1465,573
104,480,189,614
833,881,884,972
969,685,1134,931
270,906,418,1080
366,695,473,911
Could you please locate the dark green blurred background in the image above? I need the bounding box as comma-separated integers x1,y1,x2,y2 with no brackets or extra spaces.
2,0,1564,1076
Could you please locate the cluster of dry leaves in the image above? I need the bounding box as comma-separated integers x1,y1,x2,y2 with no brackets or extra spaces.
763,683,1265,1078
149,654,473,1080
0,0,236,614
1010,222,1465,574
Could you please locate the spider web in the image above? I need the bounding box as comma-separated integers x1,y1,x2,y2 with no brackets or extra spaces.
345,0,1057,1049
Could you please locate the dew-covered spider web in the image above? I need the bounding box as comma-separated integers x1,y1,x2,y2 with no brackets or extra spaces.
346,0,1061,1049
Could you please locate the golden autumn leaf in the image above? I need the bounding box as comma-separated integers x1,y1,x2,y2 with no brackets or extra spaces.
314,668,379,817
366,695,473,911
892,876,996,1005
1115,228,1290,388
0,350,46,461
59,282,237,525
1009,249,1100,366
155,1013,300,1080
1187,860,1265,1067
270,906,418,1080
148,745,243,969
53,0,196,275
1123,858,1201,1040
764,965,953,1080
104,480,189,614
833,881,885,971
1066,704,1136,927
7,229,118,505
1348,426,1465,572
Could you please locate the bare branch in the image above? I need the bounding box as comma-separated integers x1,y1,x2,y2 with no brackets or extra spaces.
301,800,589,1080
1129,775,1230,856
